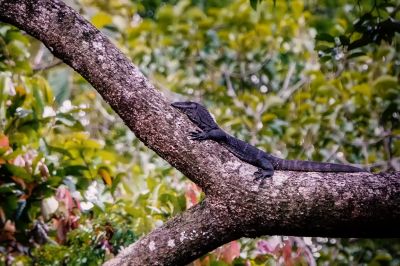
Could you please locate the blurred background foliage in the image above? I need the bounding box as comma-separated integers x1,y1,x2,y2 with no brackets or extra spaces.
0,0,399,265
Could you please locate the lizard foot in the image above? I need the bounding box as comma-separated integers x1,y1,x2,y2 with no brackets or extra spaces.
253,169,273,187
189,130,208,141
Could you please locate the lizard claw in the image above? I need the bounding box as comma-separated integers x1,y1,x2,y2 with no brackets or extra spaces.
253,169,273,187
253,170,264,182
189,130,208,141
189,129,202,137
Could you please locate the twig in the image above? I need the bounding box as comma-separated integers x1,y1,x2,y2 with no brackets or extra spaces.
281,63,295,92
278,76,308,101
222,71,252,116
33,59,63,71
228,55,272,78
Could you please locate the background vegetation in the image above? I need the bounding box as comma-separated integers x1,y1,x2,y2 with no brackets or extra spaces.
0,0,399,265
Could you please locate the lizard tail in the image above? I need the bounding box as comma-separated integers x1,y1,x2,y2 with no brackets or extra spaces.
272,158,367,172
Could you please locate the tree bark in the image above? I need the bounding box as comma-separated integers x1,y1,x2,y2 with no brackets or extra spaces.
0,1,399,265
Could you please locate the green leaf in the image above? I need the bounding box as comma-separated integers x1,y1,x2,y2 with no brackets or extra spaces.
91,12,112,29
2,148,25,161
4,164,33,182
250,0,260,10
110,173,124,195
61,165,88,176
347,52,366,59
31,152,44,175
373,75,398,91
6,94,26,118
48,68,70,104
48,145,74,158
156,5,175,25
32,83,45,115
82,139,102,149
352,84,371,97
0,183,19,194
1,194,19,218
5,30,29,45
55,112,84,130
339,35,350,45
320,55,332,62
372,250,393,261
315,44,333,51
316,33,335,43
27,201,41,221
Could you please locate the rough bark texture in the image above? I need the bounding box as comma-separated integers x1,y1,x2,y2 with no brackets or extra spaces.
1,1,399,265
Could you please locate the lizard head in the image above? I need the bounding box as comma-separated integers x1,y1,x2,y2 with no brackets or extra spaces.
171,101,218,131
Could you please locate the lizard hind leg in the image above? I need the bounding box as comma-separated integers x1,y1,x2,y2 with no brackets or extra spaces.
253,158,274,186
253,168,274,180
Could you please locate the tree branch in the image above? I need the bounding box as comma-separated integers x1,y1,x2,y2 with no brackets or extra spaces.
104,200,240,266
1,1,399,265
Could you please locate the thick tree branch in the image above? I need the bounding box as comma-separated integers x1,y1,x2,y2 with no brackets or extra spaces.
104,200,241,266
1,1,399,265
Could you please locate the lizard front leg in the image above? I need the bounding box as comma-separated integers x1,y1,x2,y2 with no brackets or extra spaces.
190,128,226,141
189,129,210,141
254,157,274,186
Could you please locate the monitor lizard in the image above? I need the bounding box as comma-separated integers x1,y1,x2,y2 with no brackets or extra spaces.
172,101,367,182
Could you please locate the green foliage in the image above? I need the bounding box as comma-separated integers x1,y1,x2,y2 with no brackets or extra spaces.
311,0,400,66
0,21,185,264
251,1,400,65
317,239,400,265
122,0,399,171
1,0,400,265
0,25,32,74
30,212,137,266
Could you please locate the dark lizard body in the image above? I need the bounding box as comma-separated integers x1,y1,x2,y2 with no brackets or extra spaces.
171,101,367,181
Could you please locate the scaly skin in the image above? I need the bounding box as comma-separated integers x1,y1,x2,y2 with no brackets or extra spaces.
171,101,367,182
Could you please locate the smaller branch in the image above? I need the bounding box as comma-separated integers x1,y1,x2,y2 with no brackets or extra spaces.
278,77,308,101
33,44,45,66
222,71,253,117
32,44,63,71
105,171,400,266
281,63,296,93
230,55,271,78
33,59,63,71
366,157,400,170
199,53,271,79
325,145,340,161
104,200,239,266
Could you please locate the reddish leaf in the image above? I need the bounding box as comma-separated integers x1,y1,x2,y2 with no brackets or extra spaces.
257,237,281,255
282,240,294,266
185,183,201,208
10,175,27,190
56,187,74,212
53,218,67,243
215,241,241,263
0,220,16,242
195,256,210,266
0,135,9,148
